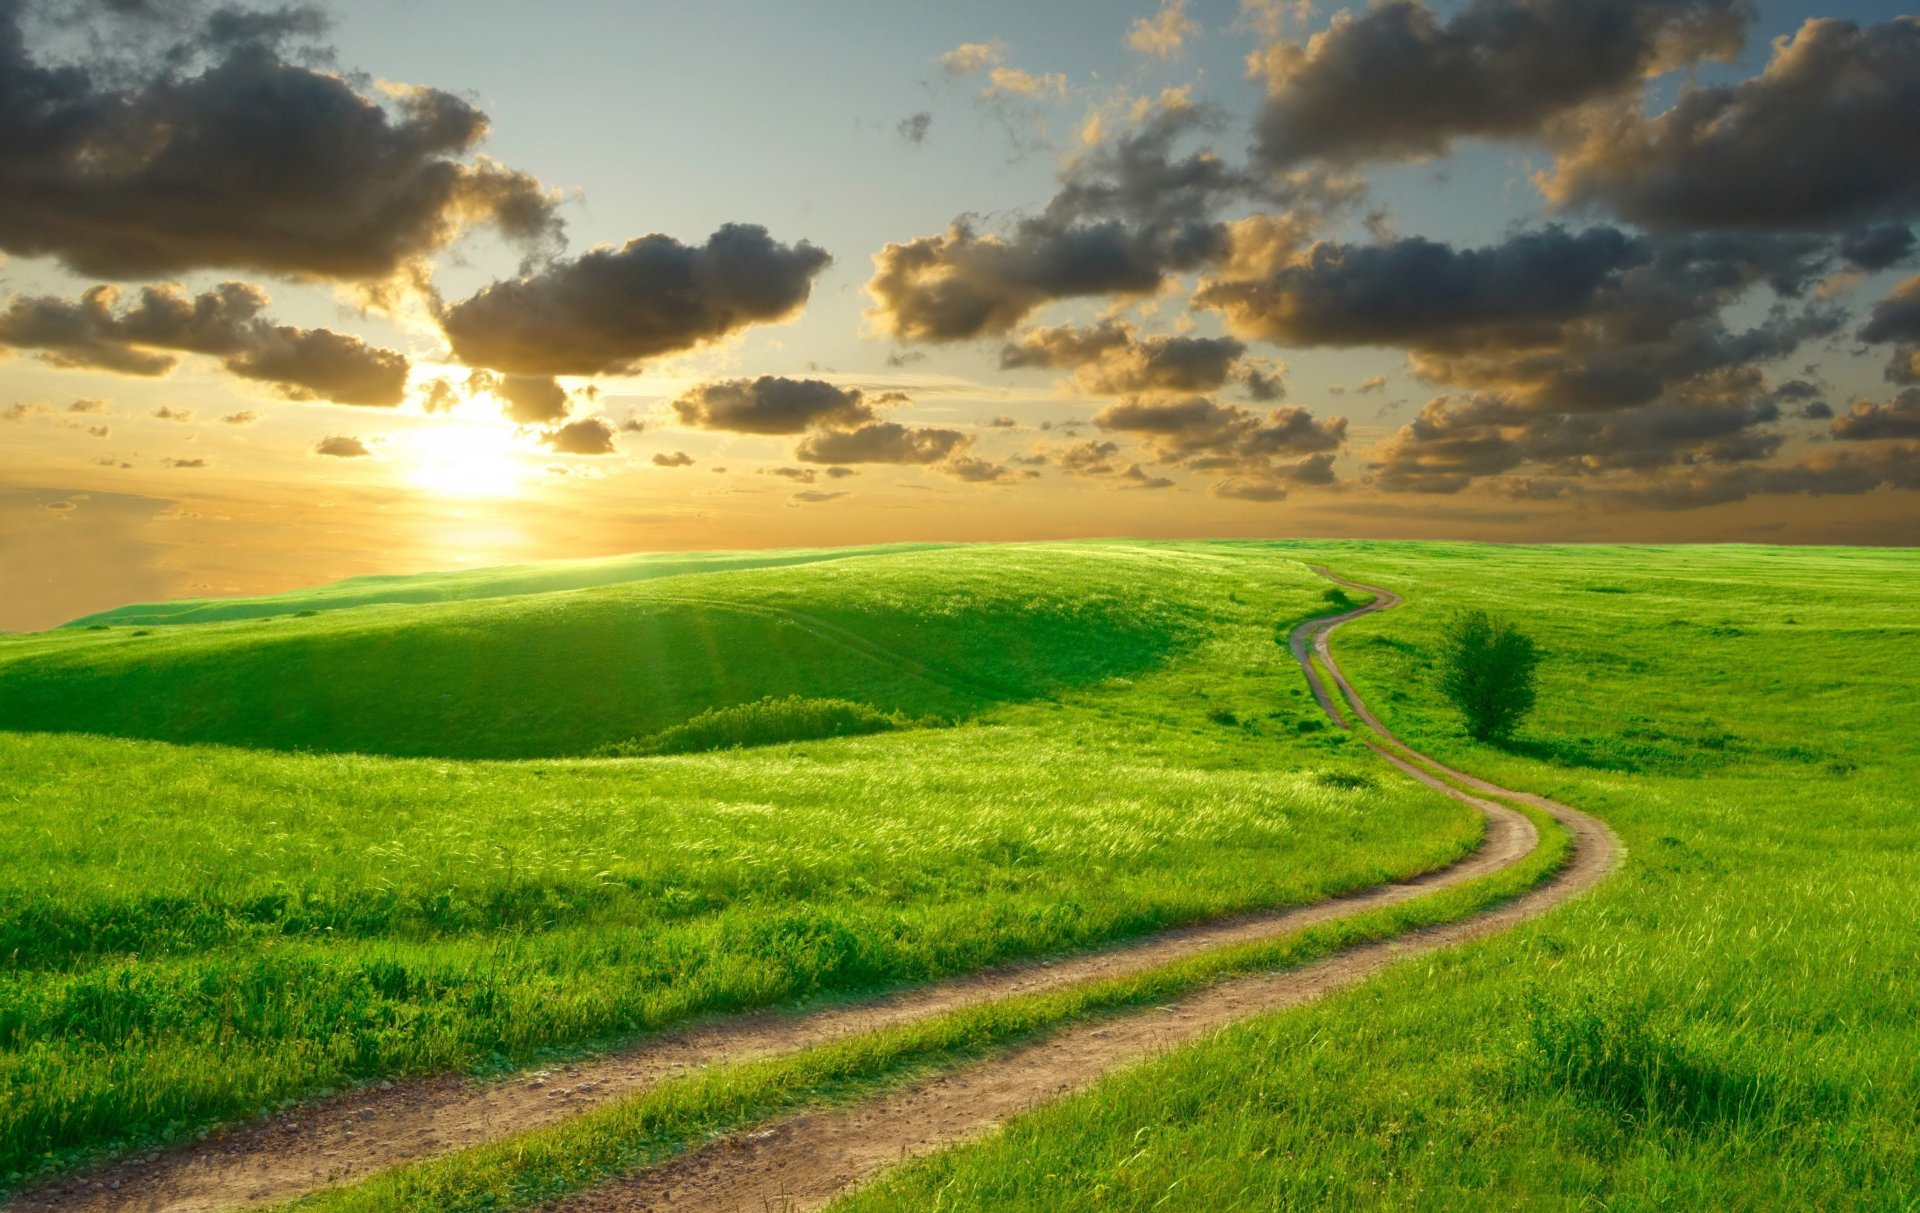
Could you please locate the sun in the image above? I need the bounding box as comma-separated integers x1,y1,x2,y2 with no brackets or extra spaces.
404,422,530,498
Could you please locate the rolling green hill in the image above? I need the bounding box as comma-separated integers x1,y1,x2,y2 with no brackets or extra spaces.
61,543,954,628
1,545,1197,758
0,541,1481,1183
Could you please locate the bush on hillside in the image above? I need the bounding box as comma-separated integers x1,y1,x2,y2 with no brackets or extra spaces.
1438,609,1541,742
599,695,910,756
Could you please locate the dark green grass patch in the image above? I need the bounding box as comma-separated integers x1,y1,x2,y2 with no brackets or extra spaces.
599,695,915,756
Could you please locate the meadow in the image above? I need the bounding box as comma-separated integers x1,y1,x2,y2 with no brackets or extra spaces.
0,544,1481,1187
6,540,1913,1210
840,543,1920,1211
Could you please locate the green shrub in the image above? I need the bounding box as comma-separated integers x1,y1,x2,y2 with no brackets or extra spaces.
1438,609,1541,742
600,696,909,756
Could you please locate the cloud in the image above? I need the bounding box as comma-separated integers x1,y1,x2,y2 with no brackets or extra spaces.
464,372,574,426
1199,225,1843,439
671,376,877,435
868,92,1346,342
794,422,970,464
984,67,1066,101
1127,0,1200,59
1000,321,1258,396
1117,463,1176,489
1859,275,1920,384
1196,226,1644,350
1357,375,1389,394
162,457,208,468
1600,443,1920,510
0,282,409,404
0,1,561,281
67,398,110,415
313,435,370,458
1831,390,1920,441
542,417,618,455
652,450,695,467
223,325,408,406
1367,391,1799,493
1542,17,1920,231
984,415,1019,428
1096,396,1346,466
152,405,194,422
220,411,259,425
938,41,1006,76
897,112,932,144
441,225,831,376
1840,225,1916,272
1251,0,1750,168
943,455,1035,483
788,489,849,505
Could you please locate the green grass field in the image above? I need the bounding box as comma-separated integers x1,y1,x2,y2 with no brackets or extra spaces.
839,543,1920,1211
0,543,1479,1186
4,540,1914,1209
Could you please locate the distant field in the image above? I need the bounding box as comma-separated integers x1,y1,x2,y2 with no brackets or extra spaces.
0,543,1479,1183
842,543,1920,1211
60,543,954,627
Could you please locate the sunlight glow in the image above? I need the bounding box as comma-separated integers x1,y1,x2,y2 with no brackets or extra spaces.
404,422,531,499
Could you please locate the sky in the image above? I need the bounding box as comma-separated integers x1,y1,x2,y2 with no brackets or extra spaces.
1,0,1916,629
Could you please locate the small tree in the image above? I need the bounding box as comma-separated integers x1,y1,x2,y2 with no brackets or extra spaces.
1439,610,1541,742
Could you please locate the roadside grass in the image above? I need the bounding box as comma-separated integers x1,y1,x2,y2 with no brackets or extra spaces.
277,802,1570,1213
0,543,1478,1187
839,543,1920,1211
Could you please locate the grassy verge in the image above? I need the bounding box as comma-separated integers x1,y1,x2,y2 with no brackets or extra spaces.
282,800,1570,1213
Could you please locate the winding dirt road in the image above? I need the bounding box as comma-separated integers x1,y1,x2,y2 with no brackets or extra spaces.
540,570,1622,1212
13,569,1619,1213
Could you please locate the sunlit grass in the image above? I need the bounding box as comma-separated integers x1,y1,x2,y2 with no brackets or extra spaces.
0,543,1478,1186
839,542,1920,1211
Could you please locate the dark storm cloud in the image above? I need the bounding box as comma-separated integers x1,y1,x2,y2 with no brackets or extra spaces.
867,93,1350,342
1831,390,1920,441
1859,276,1920,384
0,0,562,280
0,282,409,404
541,416,617,455
671,377,877,435
312,434,369,457
1250,0,1751,168
1840,226,1916,273
441,225,831,376
793,422,969,465
1544,17,1920,232
999,321,1261,397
